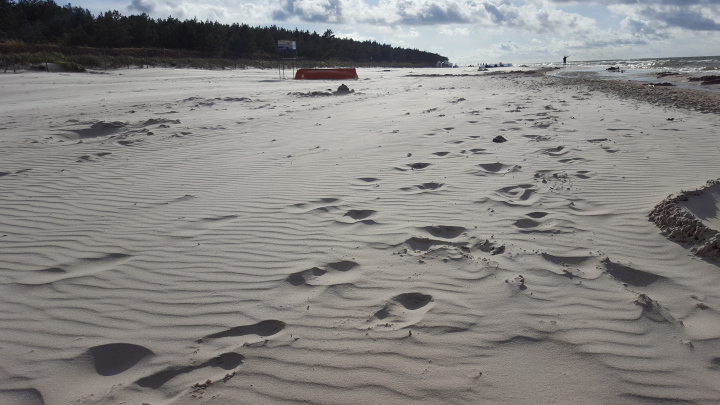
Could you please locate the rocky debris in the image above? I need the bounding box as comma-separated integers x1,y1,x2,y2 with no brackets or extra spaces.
688,75,720,85
606,66,620,71
334,84,355,94
492,135,507,143
657,71,681,78
644,82,674,87
288,91,332,97
648,178,720,260
530,75,720,115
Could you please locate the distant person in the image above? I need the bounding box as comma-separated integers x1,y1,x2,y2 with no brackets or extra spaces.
563,55,569,65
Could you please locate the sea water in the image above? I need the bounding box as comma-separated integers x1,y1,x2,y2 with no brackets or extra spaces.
533,55,720,73
531,55,720,93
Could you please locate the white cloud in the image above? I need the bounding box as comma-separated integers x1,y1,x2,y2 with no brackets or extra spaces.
334,29,374,41
439,27,471,36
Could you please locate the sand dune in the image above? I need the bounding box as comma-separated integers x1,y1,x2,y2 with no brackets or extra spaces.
1,67,720,404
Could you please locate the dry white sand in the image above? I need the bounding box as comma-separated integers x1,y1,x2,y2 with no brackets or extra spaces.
2,67,720,405
679,183,720,231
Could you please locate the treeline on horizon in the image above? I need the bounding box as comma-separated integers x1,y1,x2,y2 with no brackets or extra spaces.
0,0,447,65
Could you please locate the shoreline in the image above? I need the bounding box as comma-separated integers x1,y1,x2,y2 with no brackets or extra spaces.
549,72,720,114
549,65,720,94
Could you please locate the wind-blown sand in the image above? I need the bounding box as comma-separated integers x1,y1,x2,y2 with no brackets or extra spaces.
1,67,720,404
678,182,720,231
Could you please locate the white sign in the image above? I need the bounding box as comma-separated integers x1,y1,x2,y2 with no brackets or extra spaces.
278,40,296,50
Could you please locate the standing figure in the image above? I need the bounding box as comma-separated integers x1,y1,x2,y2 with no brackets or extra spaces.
563,55,569,65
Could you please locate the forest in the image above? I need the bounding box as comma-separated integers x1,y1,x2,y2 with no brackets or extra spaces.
0,0,447,66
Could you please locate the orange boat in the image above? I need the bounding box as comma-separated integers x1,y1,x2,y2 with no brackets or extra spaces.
295,68,359,80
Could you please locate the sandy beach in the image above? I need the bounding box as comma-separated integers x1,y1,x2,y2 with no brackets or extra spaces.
1,66,720,404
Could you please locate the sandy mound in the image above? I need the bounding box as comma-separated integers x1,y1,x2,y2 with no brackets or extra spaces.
649,179,720,259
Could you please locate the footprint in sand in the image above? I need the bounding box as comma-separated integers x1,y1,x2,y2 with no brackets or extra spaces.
400,182,444,193
407,162,431,170
339,209,377,224
513,211,562,234
601,146,620,153
602,258,665,287
20,253,134,285
135,352,244,390
539,253,603,279
712,358,720,370
472,162,521,176
492,184,539,206
544,146,569,157
400,226,474,260
558,157,586,164
83,343,154,376
343,209,375,220
286,260,360,286
143,118,181,126
417,182,443,190
402,236,467,253
372,293,434,330
469,148,488,154
66,121,127,139
575,170,594,179
76,152,112,163
513,218,540,229
0,389,45,405
203,320,286,341
533,121,553,129
523,135,552,142
527,211,548,219
288,198,342,214
422,225,466,239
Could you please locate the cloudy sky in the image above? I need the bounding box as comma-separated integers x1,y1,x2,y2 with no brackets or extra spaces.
88,0,719,64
